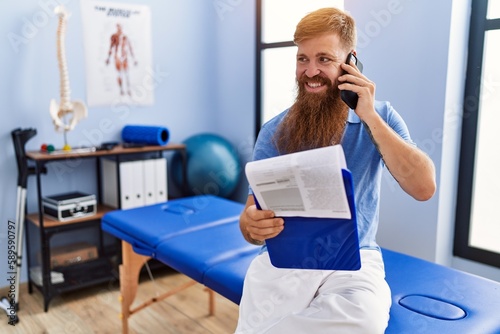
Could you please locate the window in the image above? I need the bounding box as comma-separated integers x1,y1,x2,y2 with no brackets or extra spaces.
255,0,344,136
454,0,500,268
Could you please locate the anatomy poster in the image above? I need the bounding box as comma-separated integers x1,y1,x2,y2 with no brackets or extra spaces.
81,1,153,107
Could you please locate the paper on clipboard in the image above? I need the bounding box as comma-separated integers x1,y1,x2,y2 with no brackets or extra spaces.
245,145,351,219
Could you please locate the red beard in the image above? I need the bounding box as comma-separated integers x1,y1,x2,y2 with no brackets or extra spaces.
274,74,349,154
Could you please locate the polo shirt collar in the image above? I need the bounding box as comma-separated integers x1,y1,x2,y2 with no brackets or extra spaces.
347,109,361,124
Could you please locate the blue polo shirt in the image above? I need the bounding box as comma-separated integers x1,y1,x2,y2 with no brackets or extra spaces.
250,100,413,250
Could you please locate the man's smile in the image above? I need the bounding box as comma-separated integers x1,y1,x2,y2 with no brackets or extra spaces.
305,80,327,92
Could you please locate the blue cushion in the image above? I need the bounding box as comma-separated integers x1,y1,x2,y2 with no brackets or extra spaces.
203,250,260,304
383,249,500,333
154,220,260,282
102,195,244,256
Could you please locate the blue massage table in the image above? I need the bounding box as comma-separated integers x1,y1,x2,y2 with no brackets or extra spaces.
102,195,500,334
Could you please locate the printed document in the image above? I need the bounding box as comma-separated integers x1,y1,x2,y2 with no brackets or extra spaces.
245,145,351,219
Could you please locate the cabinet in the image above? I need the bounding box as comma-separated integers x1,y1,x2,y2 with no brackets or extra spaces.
25,144,186,311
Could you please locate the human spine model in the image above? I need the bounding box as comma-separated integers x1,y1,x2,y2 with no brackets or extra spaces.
50,6,87,134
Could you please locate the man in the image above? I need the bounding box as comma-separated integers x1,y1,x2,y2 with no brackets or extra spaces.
236,7,436,334
105,23,137,96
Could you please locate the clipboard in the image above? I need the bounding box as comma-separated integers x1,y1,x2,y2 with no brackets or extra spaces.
255,169,361,271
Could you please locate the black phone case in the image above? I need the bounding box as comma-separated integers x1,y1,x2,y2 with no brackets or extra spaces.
341,53,363,109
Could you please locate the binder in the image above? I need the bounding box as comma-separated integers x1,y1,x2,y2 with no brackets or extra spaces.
154,158,168,203
102,159,146,209
102,158,119,208
103,158,168,209
143,158,168,205
121,160,145,209
257,169,361,271
143,159,157,205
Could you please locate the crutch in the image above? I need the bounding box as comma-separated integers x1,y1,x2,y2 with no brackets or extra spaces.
1,128,38,324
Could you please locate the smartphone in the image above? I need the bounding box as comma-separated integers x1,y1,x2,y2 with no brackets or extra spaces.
340,53,364,109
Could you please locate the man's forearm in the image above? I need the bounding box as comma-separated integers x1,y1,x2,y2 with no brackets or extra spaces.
362,112,436,201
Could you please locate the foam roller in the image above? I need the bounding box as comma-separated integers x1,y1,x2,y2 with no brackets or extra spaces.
121,125,170,146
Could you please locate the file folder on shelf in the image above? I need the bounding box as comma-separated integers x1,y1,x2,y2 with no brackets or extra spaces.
143,158,168,205
102,158,168,209
256,169,361,271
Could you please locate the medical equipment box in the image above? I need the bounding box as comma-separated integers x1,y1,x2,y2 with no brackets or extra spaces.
43,192,97,222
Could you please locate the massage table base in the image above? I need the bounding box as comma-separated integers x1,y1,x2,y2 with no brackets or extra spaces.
119,241,216,334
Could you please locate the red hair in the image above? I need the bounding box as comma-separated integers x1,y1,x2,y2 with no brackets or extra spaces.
294,7,357,51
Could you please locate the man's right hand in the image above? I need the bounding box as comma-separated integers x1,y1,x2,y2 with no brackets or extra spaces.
239,195,284,245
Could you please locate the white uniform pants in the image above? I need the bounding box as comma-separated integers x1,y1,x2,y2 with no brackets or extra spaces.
235,249,391,334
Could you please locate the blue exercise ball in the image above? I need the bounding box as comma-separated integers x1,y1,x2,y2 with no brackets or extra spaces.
171,133,241,198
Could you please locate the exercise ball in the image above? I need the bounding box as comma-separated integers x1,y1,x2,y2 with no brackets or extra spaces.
171,133,241,198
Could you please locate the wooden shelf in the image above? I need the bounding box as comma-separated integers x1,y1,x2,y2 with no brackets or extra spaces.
27,204,116,228
22,141,187,311
31,257,116,291
26,143,186,162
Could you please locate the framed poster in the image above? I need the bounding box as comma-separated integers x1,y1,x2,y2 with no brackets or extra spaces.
81,1,153,107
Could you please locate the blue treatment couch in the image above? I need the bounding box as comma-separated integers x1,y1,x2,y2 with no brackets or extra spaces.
102,195,500,334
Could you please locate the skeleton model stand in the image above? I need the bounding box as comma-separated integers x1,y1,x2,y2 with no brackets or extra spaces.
49,6,87,150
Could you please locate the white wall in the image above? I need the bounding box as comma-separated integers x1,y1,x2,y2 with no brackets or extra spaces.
346,0,500,282
212,0,256,201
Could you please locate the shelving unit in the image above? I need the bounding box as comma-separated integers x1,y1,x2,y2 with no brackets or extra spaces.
24,144,187,311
